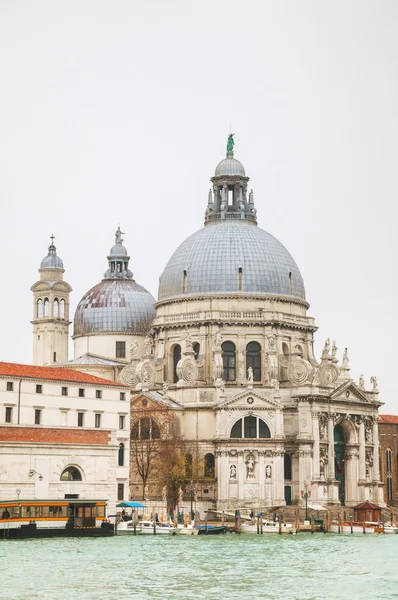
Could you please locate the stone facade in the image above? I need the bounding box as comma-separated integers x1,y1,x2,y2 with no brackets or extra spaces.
378,415,398,506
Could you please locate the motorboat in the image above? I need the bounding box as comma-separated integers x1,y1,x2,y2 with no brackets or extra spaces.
177,524,199,536
384,523,398,534
139,520,178,535
240,520,296,534
196,525,227,535
329,521,386,534
116,520,142,535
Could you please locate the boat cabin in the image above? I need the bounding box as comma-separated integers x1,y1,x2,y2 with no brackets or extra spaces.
0,499,107,526
353,501,382,523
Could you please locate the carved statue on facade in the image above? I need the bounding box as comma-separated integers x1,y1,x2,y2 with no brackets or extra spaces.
268,355,278,381
312,367,320,385
271,378,280,394
184,329,193,352
246,453,255,478
320,448,328,478
370,376,378,392
213,330,223,350
130,341,139,361
359,374,365,389
163,381,169,394
322,338,331,359
342,348,349,369
115,226,125,244
230,464,237,480
319,414,327,440
247,366,254,383
265,465,272,479
364,419,373,444
267,334,276,350
365,449,373,480
144,335,153,356
331,340,337,359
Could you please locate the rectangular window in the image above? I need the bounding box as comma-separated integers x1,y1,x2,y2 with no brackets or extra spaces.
119,415,125,430
6,382,13,392
5,407,12,423
34,409,41,425
120,392,126,401
53,352,57,362
36,384,42,394
77,412,84,427
96,390,102,399
78,388,85,398
117,483,124,501
116,341,126,358
95,413,101,428
61,387,68,396
244,415,257,438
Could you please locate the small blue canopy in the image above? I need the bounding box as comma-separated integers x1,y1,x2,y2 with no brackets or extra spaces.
116,501,145,508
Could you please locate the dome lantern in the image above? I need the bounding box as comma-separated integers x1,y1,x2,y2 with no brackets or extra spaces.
40,234,64,270
103,226,134,280
206,134,257,226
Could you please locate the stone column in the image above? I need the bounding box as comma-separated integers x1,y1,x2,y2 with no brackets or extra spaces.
238,451,245,501
372,418,380,481
216,451,222,503
327,416,335,479
221,452,229,501
273,450,285,504
358,419,366,482
312,412,320,480
258,452,265,502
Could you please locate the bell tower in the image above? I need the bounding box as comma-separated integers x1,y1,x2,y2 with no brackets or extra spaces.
31,236,72,365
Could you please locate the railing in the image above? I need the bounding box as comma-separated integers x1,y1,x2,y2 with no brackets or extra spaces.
159,311,315,327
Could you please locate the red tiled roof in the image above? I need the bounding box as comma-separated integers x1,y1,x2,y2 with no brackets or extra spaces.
353,501,381,510
0,362,127,387
379,415,398,424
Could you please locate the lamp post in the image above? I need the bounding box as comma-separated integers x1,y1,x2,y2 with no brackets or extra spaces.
301,482,311,522
185,481,198,522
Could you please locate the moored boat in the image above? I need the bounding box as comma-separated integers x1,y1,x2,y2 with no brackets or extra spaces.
139,520,179,535
240,520,296,534
196,525,226,535
116,520,142,535
0,499,114,539
329,521,390,534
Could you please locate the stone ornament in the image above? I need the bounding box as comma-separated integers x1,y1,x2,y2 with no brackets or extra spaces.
267,354,278,381
319,414,328,439
370,376,378,392
213,354,224,383
176,356,198,385
319,363,339,387
265,465,272,479
183,329,193,353
230,464,237,479
365,449,373,479
288,359,310,385
144,335,153,356
213,330,223,350
342,348,349,369
312,367,321,385
129,341,139,361
247,366,254,382
118,363,139,387
359,374,365,389
267,334,276,350
136,360,156,387
364,419,373,443
322,338,331,359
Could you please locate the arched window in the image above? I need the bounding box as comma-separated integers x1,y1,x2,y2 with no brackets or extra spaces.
37,298,43,318
230,417,271,439
118,443,125,466
284,454,292,480
185,453,193,479
53,298,59,318
246,341,261,381
60,299,65,319
43,298,49,317
193,343,200,360
131,418,160,440
386,448,392,473
204,453,215,478
60,466,82,481
222,341,236,381
282,342,289,357
173,344,181,383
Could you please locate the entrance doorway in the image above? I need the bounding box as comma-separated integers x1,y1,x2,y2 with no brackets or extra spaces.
284,486,292,505
334,425,345,505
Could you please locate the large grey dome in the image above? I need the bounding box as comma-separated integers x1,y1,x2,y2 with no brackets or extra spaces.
74,279,156,337
158,221,305,302
215,157,245,177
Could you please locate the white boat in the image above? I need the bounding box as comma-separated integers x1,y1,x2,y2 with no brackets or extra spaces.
176,524,199,536
329,521,384,534
384,523,398,534
139,520,178,535
116,520,142,535
240,520,296,534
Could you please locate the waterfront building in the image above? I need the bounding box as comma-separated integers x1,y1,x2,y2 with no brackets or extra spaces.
0,362,129,512
378,415,398,507
28,135,389,510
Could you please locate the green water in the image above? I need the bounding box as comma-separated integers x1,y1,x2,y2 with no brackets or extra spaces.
0,534,397,600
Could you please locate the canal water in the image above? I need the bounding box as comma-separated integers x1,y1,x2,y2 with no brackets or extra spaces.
0,534,397,600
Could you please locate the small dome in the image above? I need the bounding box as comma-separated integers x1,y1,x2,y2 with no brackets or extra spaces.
158,221,305,301
215,157,246,177
109,244,127,256
40,241,64,270
74,279,156,337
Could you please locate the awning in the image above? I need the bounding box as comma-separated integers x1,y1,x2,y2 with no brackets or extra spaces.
116,501,145,508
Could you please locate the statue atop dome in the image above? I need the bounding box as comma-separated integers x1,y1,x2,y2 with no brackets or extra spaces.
115,226,125,245
226,133,235,155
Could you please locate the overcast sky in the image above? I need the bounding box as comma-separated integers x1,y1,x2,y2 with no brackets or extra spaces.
0,1,397,412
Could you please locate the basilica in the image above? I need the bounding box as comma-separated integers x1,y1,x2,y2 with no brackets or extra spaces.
30,136,384,510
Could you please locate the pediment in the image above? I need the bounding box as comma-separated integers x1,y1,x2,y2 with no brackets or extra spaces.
330,380,370,403
31,281,72,293
131,390,182,410
217,389,281,410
